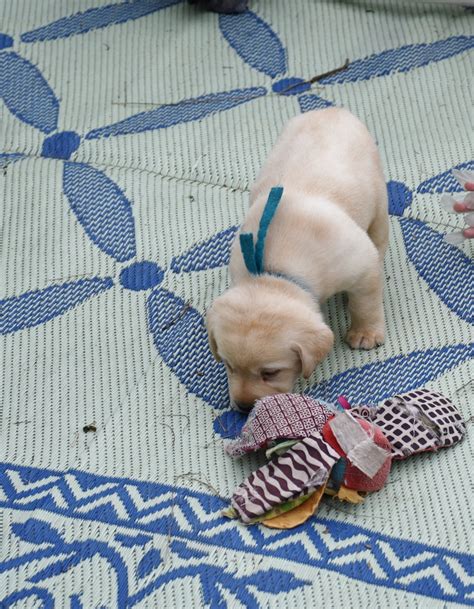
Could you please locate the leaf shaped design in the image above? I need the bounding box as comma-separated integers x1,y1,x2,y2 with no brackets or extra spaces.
20,0,181,43
115,533,152,548
0,33,14,50
0,52,59,133
308,344,473,405
29,553,84,582
387,181,412,216
298,94,333,112
11,518,63,545
219,11,286,77
0,153,26,168
170,226,238,274
147,288,229,408
0,277,113,335
170,540,208,560
63,162,136,262
319,36,474,85
417,161,474,194
400,218,473,322
137,548,162,579
42,131,81,160
86,87,267,140
245,570,310,594
272,77,312,96
200,566,309,607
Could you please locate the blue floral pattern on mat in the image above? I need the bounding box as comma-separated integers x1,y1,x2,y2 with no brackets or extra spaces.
1,3,473,607
0,51,59,133
63,162,137,262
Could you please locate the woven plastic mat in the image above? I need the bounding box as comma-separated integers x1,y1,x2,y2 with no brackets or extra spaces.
1,1,473,606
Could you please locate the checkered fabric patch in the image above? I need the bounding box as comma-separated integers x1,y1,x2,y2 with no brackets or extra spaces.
392,388,466,448
351,389,466,459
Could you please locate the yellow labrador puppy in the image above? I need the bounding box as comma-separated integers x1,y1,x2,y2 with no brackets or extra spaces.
207,108,388,412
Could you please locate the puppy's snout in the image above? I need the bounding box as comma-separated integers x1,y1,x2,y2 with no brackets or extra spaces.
231,399,254,413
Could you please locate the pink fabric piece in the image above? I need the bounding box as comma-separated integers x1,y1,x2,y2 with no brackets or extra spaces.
337,396,352,410
225,393,333,457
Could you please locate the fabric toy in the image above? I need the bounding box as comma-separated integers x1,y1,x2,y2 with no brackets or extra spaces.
223,389,466,529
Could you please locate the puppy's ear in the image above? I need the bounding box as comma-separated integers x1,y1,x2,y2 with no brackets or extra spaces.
205,307,221,362
293,322,334,379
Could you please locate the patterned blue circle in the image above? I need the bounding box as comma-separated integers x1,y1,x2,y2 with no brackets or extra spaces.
119,261,164,291
387,181,413,216
41,131,81,160
0,34,13,50
213,409,247,439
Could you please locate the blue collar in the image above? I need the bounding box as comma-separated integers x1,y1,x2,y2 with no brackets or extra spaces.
267,271,317,301
239,186,284,275
239,186,317,301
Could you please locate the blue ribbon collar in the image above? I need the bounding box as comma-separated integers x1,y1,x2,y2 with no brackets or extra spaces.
239,186,317,301
239,186,284,275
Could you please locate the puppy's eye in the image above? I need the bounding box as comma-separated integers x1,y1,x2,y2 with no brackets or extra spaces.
261,369,280,382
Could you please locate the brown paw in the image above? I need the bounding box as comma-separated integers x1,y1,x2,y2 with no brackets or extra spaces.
345,328,385,350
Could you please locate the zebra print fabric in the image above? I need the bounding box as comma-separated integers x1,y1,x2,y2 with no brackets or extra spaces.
231,431,340,523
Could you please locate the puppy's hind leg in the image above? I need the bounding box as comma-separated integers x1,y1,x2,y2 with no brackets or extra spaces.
346,191,388,350
345,260,385,350
368,190,389,262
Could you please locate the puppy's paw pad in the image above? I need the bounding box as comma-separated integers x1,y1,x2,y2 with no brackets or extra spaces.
346,328,385,350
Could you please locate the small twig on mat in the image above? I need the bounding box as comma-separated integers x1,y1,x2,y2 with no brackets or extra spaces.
160,302,191,332
175,472,226,501
213,412,228,433
280,58,350,94
163,413,191,432
159,423,176,446
454,378,473,395
202,436,221,450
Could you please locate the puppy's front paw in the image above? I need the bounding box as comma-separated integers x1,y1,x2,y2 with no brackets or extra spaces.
346,328,385,350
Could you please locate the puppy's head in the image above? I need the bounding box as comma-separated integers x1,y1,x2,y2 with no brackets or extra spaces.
206,279,333,412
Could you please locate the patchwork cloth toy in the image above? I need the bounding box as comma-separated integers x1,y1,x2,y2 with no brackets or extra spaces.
226,393,333,457
224,389,466,528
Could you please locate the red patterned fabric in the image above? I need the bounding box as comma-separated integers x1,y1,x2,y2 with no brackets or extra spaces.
322,417,392,492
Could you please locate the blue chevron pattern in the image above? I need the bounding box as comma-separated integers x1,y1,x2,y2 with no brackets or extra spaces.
0,278,114,335
1,463,473,606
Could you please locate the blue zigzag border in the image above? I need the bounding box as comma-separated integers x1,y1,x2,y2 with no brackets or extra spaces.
1,462,473,606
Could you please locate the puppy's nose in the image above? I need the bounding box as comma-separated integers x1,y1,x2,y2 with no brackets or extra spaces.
231,400,254,413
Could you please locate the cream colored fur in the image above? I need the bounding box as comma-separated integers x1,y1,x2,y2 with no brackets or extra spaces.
207,108,389,411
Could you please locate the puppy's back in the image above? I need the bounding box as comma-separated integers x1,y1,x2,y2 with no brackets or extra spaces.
250,108,386,231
